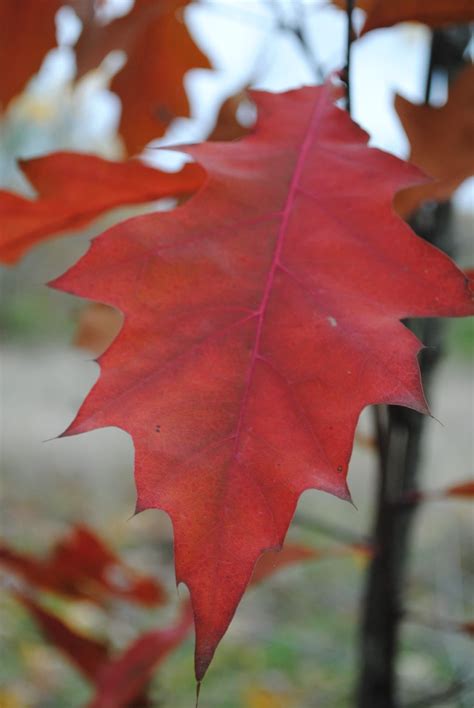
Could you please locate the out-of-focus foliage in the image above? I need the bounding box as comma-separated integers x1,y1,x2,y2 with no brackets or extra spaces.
394,65,474,217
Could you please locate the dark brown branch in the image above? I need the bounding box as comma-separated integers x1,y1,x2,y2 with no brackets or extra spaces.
356,204,453,708
354,22,470,705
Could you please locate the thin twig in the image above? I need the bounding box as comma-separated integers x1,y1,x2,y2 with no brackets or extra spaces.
404,610,474,637
268,0,325,83
294,512,370,548
424,32,436,104
293,0,325,82
345,0,355,114
403,675,474,708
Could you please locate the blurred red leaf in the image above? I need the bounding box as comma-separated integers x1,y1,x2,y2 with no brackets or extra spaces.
402,479,474,504
362,0,474,33
12,532,318,706
16,592,191,706
0,0,63,110
0,525,166,606
52,80,473,679
394,65,474,217
76,0,211,155
17,593,108,681
250,544,320,585
444,481,474,499
331,0,474,34
208,90,253,142
461,622,474,637
75,303,124,355
90,541,324,706
0,152,204,264
89,604,193,708
250,540,373,585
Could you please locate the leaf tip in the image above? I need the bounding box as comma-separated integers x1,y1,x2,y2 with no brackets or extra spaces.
195,651,213,684
340,481,355,507
195,680,202,708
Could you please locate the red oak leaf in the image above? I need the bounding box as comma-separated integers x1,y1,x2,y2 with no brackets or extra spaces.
0,152,203,264
51,80,473,680
0,525,165,607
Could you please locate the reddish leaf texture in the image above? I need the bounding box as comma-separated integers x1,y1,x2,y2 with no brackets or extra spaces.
51,81,473,679
0,152,203,264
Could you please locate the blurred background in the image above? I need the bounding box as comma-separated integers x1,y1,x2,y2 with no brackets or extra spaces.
1,1,473,706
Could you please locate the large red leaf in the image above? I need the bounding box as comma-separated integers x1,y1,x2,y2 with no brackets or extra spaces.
0,152,203,264
75,0,210,156
51,80,473,679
